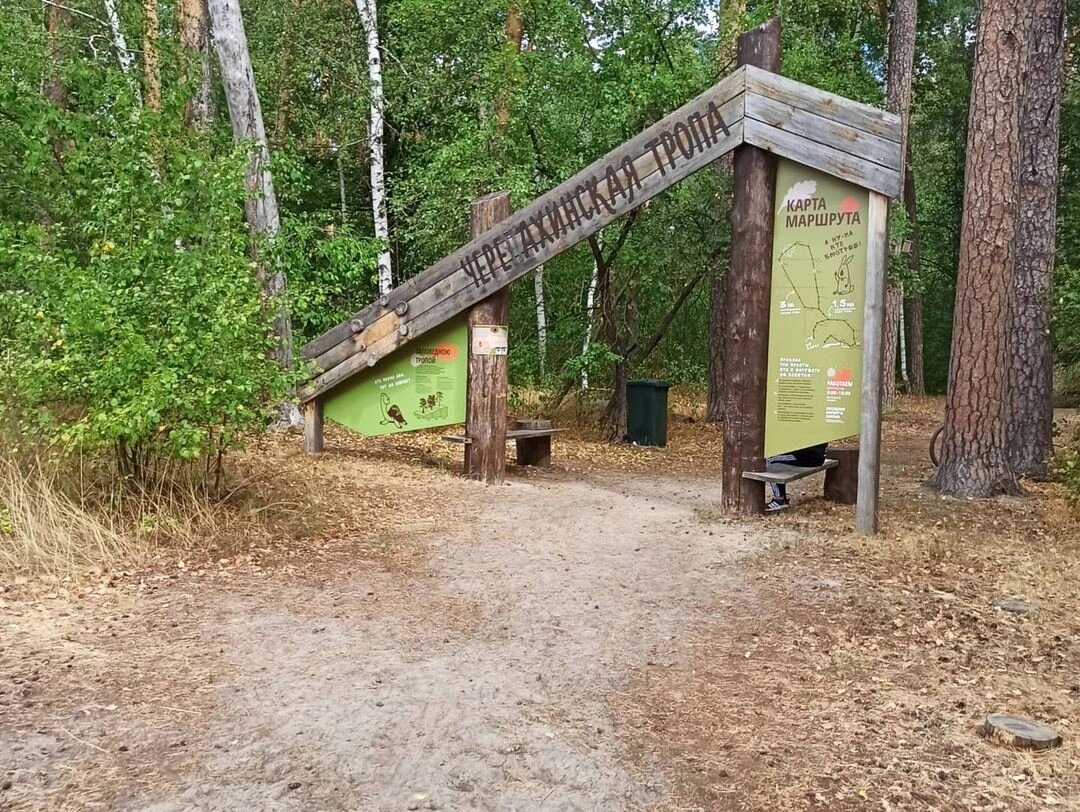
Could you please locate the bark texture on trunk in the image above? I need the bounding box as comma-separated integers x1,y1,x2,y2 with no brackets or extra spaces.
354,0,393,295
1006,0,1065,479
902,141,926,395
581,252,599,390
142,0,162,111
103,0,135,73
43,0,71,167
881,0,917,407
933,0,1031,497
209,0,297,391
533,267,547,378
882,282,902,406
179,0,217,130
705,0,744,423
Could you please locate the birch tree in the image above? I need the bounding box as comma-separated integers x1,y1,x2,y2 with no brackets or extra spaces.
208,0,299,425
179,0,216,130
354,0,393,295
103,0,134,73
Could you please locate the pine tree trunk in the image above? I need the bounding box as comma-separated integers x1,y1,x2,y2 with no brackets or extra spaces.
882,0,917,407
142,0,162,111
933,0,1032,498
179,0,216,130
354,0,393,295
882,282,902,406
903,141,926,395
705,0,743,423
103,0,135,73
1006,0,1065,479
208,0,298,425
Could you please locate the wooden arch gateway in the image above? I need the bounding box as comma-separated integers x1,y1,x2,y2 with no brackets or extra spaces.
300,21,902,535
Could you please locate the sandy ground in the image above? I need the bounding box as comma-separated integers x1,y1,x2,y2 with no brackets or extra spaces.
2,471,776,811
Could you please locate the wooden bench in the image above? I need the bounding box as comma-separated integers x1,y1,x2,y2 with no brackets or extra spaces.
742,448,858,505
443,425,565,467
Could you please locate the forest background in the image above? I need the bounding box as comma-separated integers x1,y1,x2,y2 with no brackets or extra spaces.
2,0,1079,483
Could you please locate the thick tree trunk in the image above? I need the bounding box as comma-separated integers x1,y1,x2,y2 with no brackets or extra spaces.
882,283,902,406
1006,0,1065,479
142,0,162,111
933,0,1032,497
209,0,298,425
902,142,926,395
354,0,393,295
103,0,135,73
881,0,917,407
179,0,216,130
705,0,744,423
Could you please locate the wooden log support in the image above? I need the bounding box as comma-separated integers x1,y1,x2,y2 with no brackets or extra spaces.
303,398,324,454
823,448,859,504
514,419,553,467
856,192,890,533
721,18,781,516
464,192,512,483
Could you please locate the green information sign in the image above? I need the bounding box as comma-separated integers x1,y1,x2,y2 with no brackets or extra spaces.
764,160,869,458
323,317,468,437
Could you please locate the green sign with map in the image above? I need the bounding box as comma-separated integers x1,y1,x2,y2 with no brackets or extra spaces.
764,160,869,458
323,317,467,437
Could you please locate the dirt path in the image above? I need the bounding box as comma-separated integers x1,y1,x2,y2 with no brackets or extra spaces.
3,472,770,811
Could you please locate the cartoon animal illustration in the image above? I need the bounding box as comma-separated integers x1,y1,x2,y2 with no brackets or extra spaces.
833,254,855,295
379,392,408,427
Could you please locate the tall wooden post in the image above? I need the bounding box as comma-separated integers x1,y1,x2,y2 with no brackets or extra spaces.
464,192,511,482
720,18,780,515
856,192,890,533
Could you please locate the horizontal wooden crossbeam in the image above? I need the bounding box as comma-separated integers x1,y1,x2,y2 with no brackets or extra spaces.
300,67,901,402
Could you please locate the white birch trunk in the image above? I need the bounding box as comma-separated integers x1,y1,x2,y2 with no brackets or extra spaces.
337,154,348,221
103,0,134,73
354,0,393,294
534,267,547,378
581,254,600,390
898,280,909,388
208,0,299,425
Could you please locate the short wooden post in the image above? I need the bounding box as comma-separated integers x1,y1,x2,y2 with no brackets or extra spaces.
824,448,859,504
303,398,324,454
720,18,781,516
856,192,890,533
464,192,512,483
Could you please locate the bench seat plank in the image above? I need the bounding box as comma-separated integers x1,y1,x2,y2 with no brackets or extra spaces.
741,458,839,484
443,428,565,444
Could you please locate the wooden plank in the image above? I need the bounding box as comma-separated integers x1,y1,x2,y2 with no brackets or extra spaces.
744,64,902,143
464,193,511,483
303,398,323,454
302,67,748,364
741,459,839,483
744,91,901,171
303,105,747,400
720,18,780,517
742,118,901,198
856,191,889,534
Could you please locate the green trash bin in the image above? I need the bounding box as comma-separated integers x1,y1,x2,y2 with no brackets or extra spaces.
626,379,671,447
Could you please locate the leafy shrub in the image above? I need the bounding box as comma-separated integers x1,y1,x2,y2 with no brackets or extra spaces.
0,105,293,475
1054,448,1080,505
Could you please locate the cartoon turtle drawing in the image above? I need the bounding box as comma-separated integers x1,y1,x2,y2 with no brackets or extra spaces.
379,392,408,427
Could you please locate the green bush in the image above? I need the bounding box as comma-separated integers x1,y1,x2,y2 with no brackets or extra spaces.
0,112,293,474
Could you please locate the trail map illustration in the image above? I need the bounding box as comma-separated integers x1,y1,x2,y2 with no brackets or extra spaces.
765,161,869,458
323,317,468,437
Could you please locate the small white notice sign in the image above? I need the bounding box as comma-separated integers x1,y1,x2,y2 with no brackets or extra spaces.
471,325,508,356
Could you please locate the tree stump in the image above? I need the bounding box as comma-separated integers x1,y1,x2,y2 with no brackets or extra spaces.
980,714,1062,750
824,447,859,504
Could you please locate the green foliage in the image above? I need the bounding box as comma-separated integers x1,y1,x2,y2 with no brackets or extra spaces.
1054,448,1080,504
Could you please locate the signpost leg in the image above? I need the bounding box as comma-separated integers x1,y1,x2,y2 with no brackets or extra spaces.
465,192,511,483
303,397,324,454
856,192,889,534
721,18,781,516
